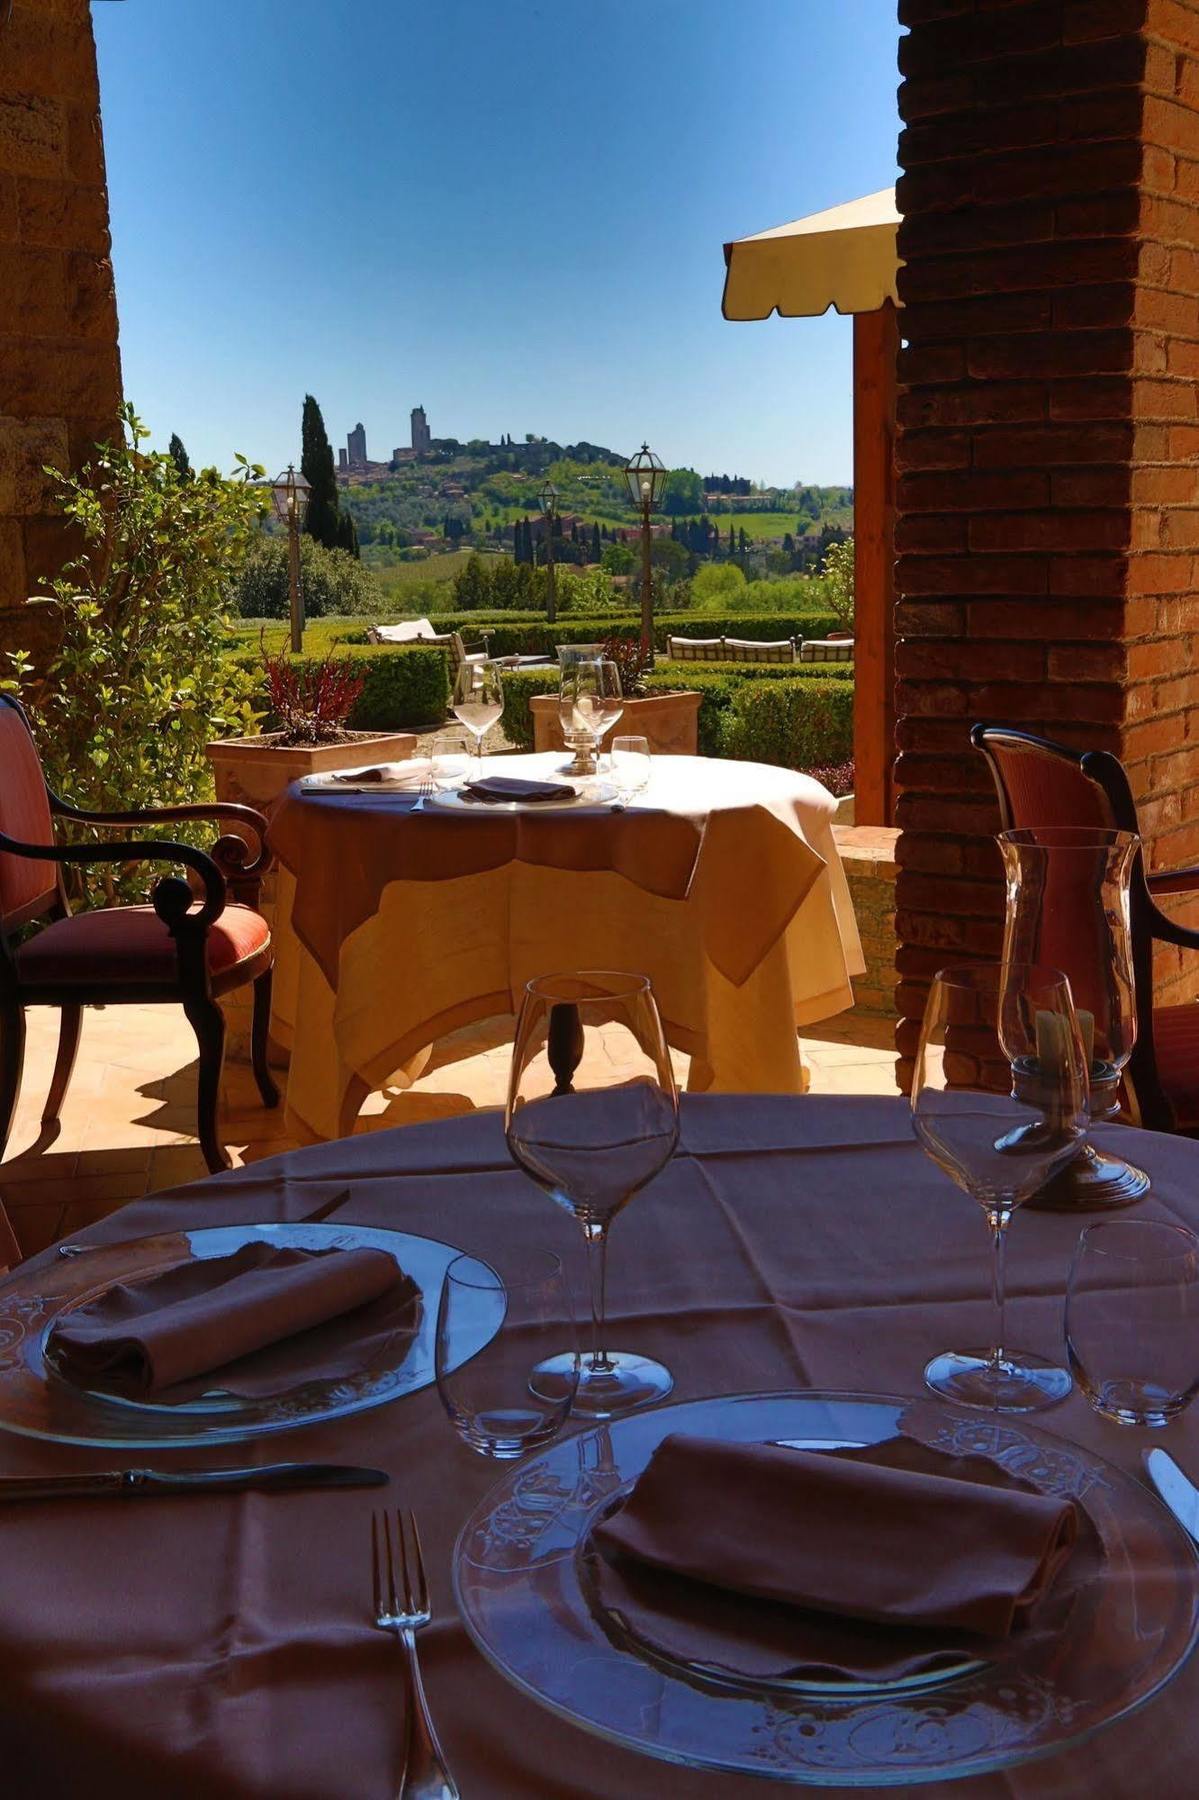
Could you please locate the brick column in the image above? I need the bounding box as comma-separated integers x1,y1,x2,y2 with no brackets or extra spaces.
895,0,1199,1080
0,0,121,658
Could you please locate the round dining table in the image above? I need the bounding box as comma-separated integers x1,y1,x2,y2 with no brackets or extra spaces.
266,753,864,1141
0,1096,1197,1798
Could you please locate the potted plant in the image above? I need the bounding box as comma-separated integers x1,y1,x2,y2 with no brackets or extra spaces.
528,634,701,756
206,647,417,819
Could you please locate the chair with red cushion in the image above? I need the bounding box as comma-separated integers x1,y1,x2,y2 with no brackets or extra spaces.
972,722,1199,1135
0,694,278,1174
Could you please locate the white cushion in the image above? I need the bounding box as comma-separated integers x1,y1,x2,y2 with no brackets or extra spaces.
373,617,437,643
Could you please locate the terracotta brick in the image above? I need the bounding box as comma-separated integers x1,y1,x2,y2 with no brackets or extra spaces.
0,94,66,178
968,508,1131,550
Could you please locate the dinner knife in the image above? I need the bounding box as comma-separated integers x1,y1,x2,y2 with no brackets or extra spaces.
1145,1448,1199,1545
0,1462,389,1503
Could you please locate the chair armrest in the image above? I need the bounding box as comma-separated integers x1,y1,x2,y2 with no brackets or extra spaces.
0,830,225,931
1147,864,1199,897
47,798,270,905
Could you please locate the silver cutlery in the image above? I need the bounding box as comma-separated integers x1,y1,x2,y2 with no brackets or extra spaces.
0,1462,388,1503
1145,1447,1199,1545
372,1507,460,1800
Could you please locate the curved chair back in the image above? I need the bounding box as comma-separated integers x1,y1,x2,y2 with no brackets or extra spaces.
0,697,58,934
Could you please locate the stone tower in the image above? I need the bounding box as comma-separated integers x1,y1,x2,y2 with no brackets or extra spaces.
411,406,431,455
347,422,367,467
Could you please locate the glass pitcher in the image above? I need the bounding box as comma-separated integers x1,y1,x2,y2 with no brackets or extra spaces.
998,826,1148,1210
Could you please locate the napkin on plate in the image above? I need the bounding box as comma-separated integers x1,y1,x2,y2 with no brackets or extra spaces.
329,759,430,787
459,775,576,804
48,1244,419,1399
590,1433,1085,1683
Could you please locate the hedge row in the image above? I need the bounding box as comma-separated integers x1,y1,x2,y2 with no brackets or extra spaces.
496,663,854,768
229,643,450,731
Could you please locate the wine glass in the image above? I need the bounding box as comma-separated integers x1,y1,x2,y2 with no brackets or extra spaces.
505,971,679,1418
452,660,504,775
611,735,651,802
593,659,624,770
558,659,621,775
912,962,1089,1412
435,1249,579,1458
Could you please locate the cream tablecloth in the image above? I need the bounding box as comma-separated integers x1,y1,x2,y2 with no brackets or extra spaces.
269,753,864,1141
0,1099,1197,1797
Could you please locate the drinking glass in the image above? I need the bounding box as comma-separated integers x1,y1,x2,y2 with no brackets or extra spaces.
505,971,679,1418
998,826,1146,1209
430,731,470,792
435,1249,579,1458
1066,1220,1199,1426
558,659,622,775
913,962,1089,1412
611,735,651,802
452,660,504,774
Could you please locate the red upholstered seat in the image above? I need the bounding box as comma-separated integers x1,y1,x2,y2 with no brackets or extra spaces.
1146,1005,1199,1132
17,903,270,987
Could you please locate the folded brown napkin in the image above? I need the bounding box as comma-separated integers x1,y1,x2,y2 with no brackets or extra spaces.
460,775,576,804
49,1244,419,1400
590,1433,1086,1684
330,759,429,786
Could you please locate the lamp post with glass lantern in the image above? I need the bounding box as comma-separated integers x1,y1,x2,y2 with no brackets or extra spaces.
624,443,667,664
538,478,560,625
271,466,312,655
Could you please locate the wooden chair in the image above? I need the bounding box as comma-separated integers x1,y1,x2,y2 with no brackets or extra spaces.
0,694,278,1174
972,721,1199,1135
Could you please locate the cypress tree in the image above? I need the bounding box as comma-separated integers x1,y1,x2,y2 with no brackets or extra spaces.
739,526,748,556
728,522,735,557
300,394,342,550
336,508,360,558
168,433,193,481
591,522,601,562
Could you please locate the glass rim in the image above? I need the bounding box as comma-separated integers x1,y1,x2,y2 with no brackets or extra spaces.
444,1248,564,1291
611,735,650,750
523,970,653,1004
999,827,1138,850
931,961,1073,993
1077,1220,1199,1263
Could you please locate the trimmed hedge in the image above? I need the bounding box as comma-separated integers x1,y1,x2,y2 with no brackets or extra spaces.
719,677,854,770
230,642,450,731
498,662,854,763
657,657,853,683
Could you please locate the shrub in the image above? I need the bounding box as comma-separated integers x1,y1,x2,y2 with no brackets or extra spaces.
691,563,747,607
642,669,743,756
821,537,855,630
498,667,562,750
658,657,853,683
719,678,854,771
232,643,449,731
232,534,385,620
9,405,266,907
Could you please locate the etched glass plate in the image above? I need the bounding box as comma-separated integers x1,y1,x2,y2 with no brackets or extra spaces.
453,1391,1199,1787
0,1223,502,1449
425,783,617,812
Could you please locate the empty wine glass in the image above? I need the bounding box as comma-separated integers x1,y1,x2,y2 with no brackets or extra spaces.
913,962,1089,1412
452,660,504,775
558,659,621,775
435,1249,579,1458
1066,1221,1199,1427
506,971,679,1418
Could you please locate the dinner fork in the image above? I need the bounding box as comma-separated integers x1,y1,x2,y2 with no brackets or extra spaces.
372,1508,460,1800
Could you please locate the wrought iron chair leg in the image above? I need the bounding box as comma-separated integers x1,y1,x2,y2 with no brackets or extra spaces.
184,995,231,1174
251,970,280,1108
0,1000,25,1162
42,1004,82,1129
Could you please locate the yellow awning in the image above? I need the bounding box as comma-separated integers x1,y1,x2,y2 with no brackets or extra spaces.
722,187,901,320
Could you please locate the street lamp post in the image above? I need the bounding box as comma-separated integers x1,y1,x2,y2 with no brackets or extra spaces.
271,465,312,655
624,442,667,664
538,479,560,625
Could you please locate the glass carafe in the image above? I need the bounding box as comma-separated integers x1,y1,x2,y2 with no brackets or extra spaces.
998,826,1148,1210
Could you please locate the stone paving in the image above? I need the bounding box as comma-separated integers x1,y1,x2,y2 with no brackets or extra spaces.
0,1003,899,1261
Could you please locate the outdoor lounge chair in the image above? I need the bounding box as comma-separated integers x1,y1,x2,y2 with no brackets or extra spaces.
0,694,278,1175
369,620,492,682
973,721,1199,1135
798,637,854,664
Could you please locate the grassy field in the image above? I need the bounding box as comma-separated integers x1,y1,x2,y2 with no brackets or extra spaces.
703,510,834,541
363,548,474,590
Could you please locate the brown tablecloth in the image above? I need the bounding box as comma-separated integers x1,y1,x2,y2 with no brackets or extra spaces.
268,754,864,1140
0,1098,1196,1798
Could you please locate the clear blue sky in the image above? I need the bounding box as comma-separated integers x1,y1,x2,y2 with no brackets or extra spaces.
94,0,900,487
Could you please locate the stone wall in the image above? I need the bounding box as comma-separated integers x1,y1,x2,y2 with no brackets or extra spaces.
894,0,1199,1083
0,0,121,658
834,825,899,1022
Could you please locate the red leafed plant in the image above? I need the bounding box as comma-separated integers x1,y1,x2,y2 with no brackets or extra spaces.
599,633,653,698
804,758,855,798
263,649,365,746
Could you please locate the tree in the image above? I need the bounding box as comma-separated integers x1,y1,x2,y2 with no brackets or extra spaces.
336,507,360,558
590,522,601,562
739,526,748,557
300,394,341,550
662,467,703,515
821,536,855,629
601,542,635,575
728,522,735,557
168,433,193,481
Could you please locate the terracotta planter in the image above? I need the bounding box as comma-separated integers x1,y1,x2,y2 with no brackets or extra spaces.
205,730,418,820
530,690,700,756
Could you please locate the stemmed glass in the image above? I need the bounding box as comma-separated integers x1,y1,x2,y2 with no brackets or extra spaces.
505,971,679,1418
913,962,1089,1412
558,659,622,775
452,660,504,776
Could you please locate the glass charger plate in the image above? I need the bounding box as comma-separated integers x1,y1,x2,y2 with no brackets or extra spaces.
426,782,617,812
453,1390,1199,1787
0,1223,502,1449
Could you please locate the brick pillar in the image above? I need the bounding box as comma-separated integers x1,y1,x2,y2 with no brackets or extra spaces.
0,0,122,659
894,0,1199,1080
